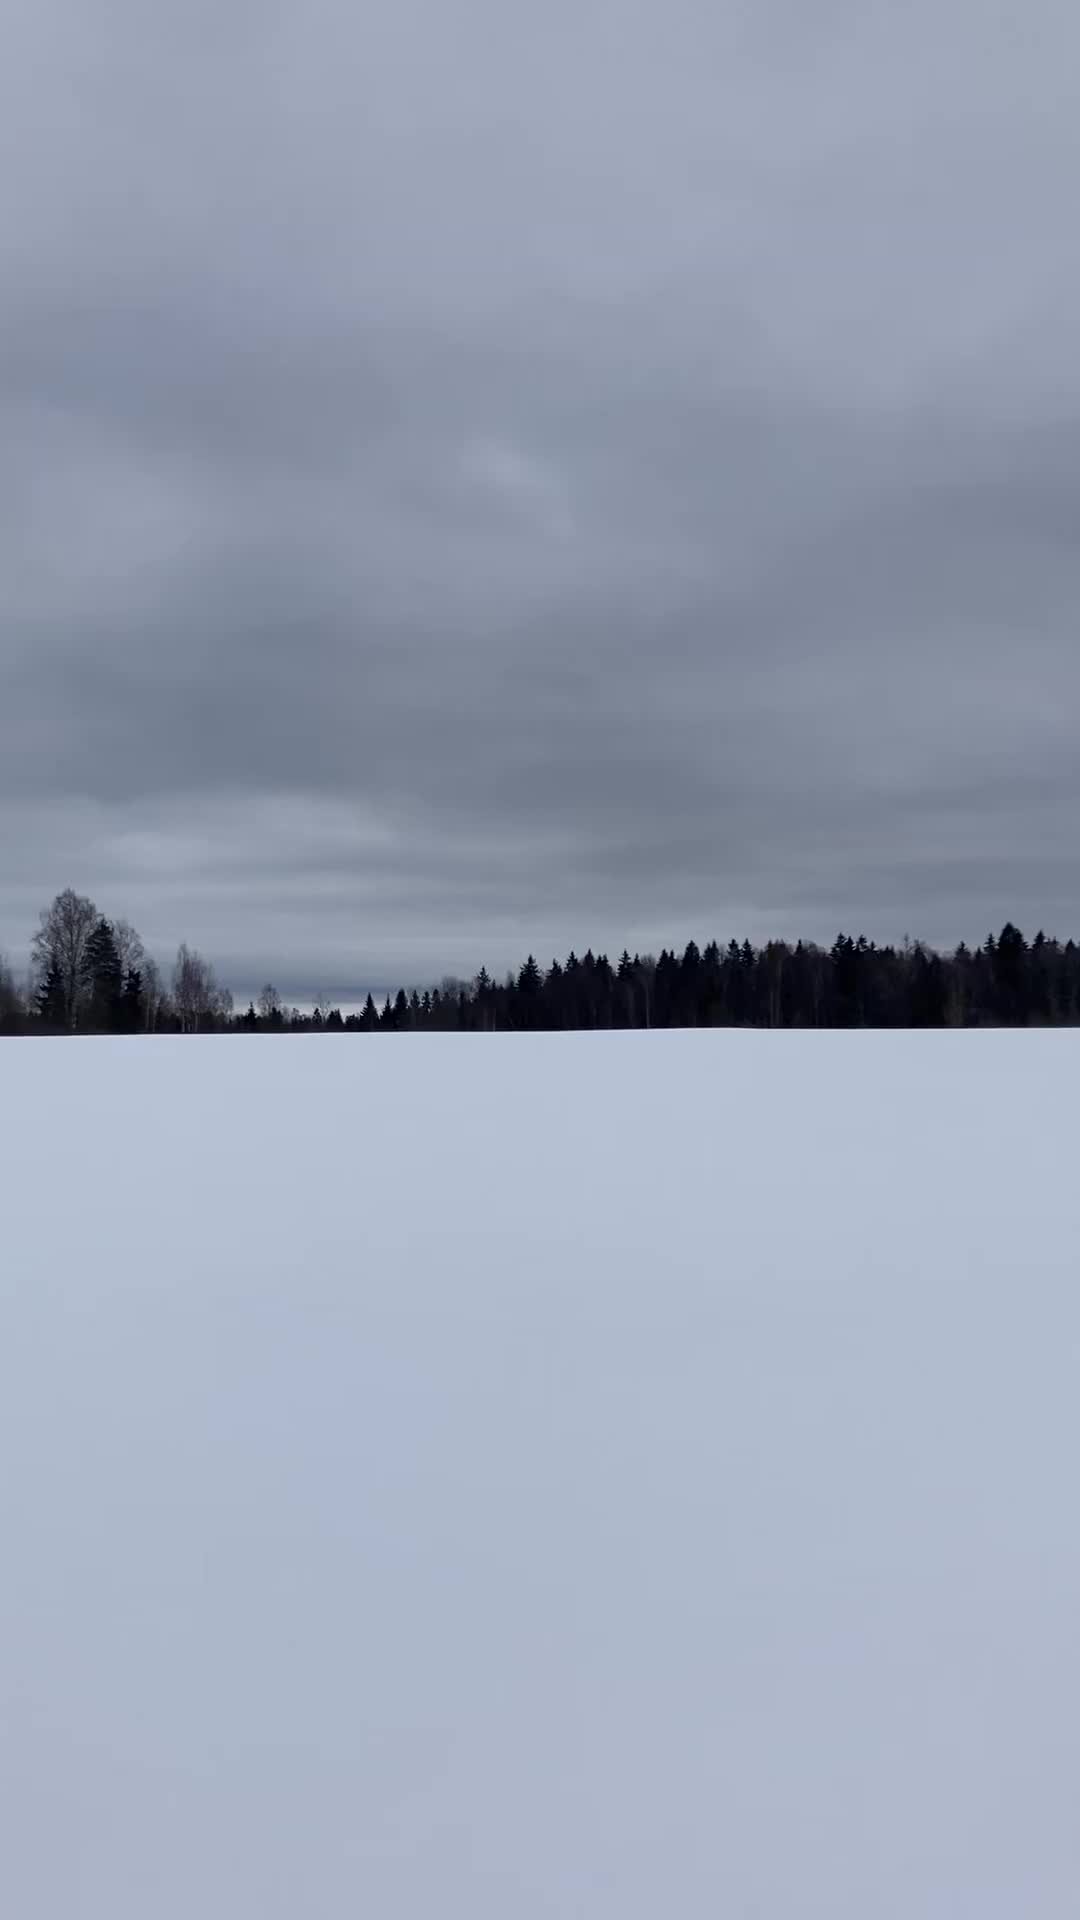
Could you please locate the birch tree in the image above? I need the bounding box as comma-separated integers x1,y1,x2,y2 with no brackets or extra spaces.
31,889,99,1030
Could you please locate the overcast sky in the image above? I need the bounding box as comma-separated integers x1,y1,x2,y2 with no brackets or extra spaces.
3,0,1079,998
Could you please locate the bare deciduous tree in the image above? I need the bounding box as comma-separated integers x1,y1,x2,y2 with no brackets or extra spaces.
257,983,283,1024
0,952,24,1033
173,943,227,1033
112,917,145,984
31,888,99,1030
141,955,165,1032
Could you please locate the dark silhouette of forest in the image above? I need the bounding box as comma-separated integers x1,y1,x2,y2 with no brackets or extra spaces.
2,888,1078,1034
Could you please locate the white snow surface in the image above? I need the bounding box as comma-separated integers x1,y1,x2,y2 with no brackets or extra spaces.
2,1031,1079,1918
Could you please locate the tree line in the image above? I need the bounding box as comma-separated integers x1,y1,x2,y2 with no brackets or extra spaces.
2,889,1079,1034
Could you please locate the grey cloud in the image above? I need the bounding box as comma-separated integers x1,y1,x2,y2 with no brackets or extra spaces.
3,0,1080,996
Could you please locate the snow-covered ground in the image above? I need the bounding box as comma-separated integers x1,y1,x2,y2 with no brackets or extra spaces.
2,1032,1079,1918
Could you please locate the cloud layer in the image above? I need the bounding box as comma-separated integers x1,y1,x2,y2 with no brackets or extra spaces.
4,0,1079,995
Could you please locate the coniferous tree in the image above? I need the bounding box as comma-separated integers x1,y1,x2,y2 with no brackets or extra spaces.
991,923,1028,1022
518,955,542,996
35,958,67,1029
120,967,145,1033
515,955,542,1029
85,918,124,1031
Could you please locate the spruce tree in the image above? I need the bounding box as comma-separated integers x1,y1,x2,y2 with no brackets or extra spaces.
85,918,124,1031
36,958,67,1029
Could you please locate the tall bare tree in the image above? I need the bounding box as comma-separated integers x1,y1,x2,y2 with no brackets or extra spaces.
257,983,283,1025
112,917,145,985
141,955,165,1031
31,889,99,1030
173,943,211,1033
172,943,230,1033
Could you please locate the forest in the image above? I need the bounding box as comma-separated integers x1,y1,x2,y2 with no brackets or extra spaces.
1,888,1077,1035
